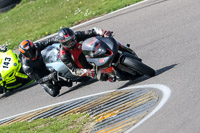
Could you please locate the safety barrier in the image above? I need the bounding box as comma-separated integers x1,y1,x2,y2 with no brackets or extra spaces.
0,0,21,13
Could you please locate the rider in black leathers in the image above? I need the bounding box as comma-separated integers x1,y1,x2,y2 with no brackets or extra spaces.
19,38,72,97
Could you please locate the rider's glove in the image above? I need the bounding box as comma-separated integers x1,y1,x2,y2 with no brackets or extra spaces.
72,68,96,78
0,44,8,52
93,27,113,37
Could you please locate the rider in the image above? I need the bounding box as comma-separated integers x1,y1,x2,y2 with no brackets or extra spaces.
57,27,112,78
19,39,72,97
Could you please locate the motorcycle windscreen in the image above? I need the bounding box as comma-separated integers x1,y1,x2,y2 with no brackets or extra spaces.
41,45,59,63
82,37,114,68
82,37,112,57
41,44,74,76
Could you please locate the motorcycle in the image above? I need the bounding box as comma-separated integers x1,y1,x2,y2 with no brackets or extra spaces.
82,36,155,82
0,46,34,95
41,36,155,96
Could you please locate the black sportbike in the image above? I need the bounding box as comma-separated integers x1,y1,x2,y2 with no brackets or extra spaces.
82,36,155,82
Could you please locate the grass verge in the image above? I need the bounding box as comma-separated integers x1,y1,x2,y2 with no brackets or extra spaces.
0,113,96,133
0,0,143,49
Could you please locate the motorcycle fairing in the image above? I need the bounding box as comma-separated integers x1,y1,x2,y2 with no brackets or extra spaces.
0,50,28,89
41,43,78,79
82,36,119,69
0,50,19,79
41,43,67,73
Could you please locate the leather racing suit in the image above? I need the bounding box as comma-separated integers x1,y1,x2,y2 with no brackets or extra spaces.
20,37,71,97
59,29,109,77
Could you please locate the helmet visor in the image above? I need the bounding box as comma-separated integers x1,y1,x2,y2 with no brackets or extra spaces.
23,47,37,60
60,35,76,48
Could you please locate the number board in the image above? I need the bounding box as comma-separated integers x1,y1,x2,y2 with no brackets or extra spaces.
1,57,12,69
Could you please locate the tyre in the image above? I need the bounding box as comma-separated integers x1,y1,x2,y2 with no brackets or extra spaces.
121,55,155,77
0,0,21,12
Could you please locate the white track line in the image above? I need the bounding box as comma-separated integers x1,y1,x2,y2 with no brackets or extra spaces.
37,0,150,41
0,84,171,133
125,84,171,133
72,0,150,29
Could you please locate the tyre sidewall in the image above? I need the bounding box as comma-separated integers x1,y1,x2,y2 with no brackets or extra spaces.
120,53,155,77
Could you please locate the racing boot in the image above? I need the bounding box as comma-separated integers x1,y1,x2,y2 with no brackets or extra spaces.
41,82,61,97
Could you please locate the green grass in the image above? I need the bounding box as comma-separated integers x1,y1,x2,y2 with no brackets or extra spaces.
0,0,143,49
0,113,96,133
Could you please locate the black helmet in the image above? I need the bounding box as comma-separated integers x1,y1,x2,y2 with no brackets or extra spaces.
57,27,76,49
19,40,38,60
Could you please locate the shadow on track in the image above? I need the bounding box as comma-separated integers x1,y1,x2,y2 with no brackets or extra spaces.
59,79,98,97
58,64,177,96
155,64,177,75
0,82,37,99
117,64,177,89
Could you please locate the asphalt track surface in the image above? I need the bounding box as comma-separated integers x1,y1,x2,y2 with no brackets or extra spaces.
0,0,200,132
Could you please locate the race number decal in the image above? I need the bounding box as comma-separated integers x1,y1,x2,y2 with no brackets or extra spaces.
2,57,12,69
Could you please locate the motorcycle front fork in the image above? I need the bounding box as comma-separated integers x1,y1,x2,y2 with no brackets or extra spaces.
97,66,123,82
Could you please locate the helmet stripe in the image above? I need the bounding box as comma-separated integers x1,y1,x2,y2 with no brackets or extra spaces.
64,34,69,38
19,47,25,53
29,40,34,47
20,40,28,46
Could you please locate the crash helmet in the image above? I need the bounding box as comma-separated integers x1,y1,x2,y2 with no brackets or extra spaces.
19,40,38,60
57,27,76,49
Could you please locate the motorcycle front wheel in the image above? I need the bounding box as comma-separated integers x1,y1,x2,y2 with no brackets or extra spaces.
121,55,156,77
